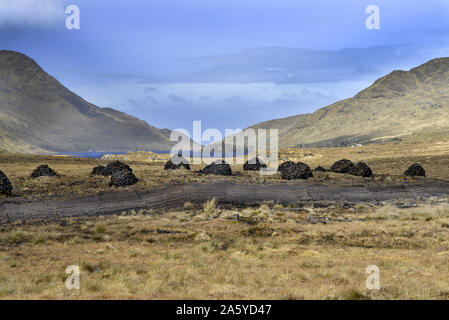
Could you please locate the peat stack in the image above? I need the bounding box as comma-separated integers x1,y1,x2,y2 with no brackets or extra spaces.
243,158,267,171
330,159,354,173
280,162,313,180
314,166,326,172
277,161,297,172
91,165,106,176
102,161,132,176
349,162,373,177
164,157,191,170
109,170,139,187
200,161,232,176
404,163,426,177
296,162,313,178
31,165,57,178
0,170,12,196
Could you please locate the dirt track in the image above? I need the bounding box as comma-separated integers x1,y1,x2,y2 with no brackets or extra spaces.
1,180,449,221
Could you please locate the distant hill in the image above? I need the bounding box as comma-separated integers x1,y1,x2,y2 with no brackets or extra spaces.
0,50,180,153
238,57,449,148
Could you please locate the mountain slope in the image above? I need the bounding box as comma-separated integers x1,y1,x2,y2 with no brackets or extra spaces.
245,57,449,148
0,50,177,153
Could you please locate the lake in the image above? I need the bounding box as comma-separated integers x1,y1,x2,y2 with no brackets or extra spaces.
53,151,171,159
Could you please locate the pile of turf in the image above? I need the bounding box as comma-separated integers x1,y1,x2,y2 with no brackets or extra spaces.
404,163,426,177
101,161,132,176
279,161,313,180
91,165,106,176
164,157,191,170
31,165,57,178
109,170,139,187
90,161,138,187
330,159,354,173
277,161,297,173
200,161,232,176
349,162,373,177
0,170,12,196
243,158,267,171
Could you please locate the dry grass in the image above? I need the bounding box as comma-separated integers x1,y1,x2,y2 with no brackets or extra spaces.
1,201,449,299
203,198,217,216
2,137,449,299
183,201,194,210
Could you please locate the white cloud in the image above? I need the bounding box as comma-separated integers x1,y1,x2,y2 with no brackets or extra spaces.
71,79,372,115
65,78,374,130
0,0,65,27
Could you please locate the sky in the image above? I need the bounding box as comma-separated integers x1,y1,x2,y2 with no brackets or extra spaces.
1,0,449,133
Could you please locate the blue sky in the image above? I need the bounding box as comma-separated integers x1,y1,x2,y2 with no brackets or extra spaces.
1,0,449,132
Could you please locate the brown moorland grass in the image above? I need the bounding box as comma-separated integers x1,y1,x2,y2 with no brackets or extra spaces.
1,136,449,299
1,132,449,201
1,202,449,299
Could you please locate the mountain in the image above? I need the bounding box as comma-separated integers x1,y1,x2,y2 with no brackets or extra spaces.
0,50,180,153
240,57,449,148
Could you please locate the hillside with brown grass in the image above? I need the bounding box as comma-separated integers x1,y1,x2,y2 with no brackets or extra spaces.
245,58,449,148
0,51,177,153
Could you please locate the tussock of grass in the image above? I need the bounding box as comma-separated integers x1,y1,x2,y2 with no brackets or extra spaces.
183,201,194,210
342,289,371,300
203,198,216,216
95,224,107,234
6,232,28,244
33,234,48,245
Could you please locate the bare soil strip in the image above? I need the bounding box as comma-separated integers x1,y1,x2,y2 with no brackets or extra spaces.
1,180,449,221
